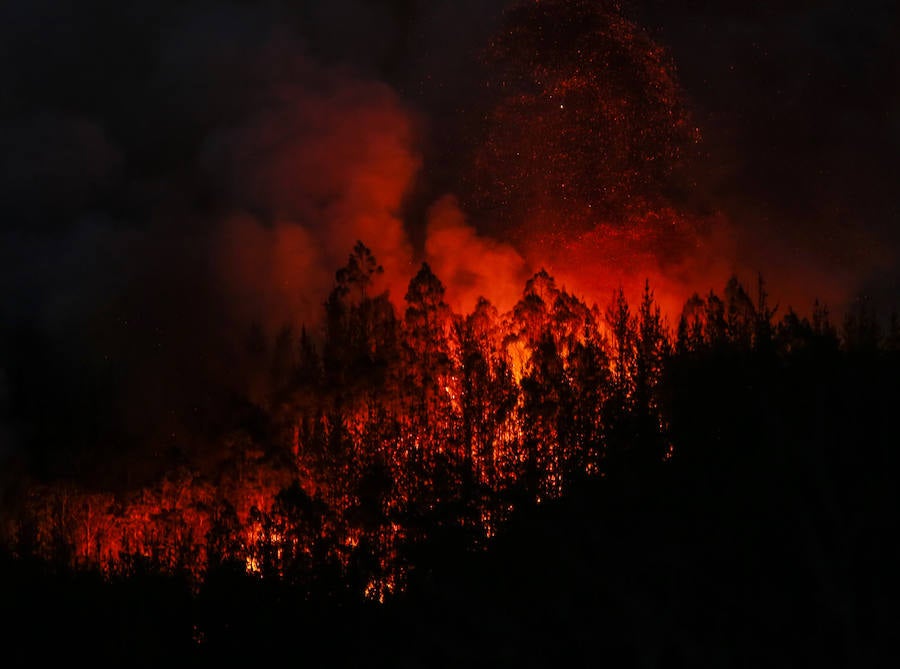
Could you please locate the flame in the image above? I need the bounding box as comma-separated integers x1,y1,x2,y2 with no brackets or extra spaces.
0,1,854,603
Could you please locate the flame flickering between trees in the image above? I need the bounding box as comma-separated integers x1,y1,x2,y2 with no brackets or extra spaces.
4,242,817,599
1,0,887,607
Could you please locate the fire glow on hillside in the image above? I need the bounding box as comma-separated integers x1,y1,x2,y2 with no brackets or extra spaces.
4,243,805,601
0,0,882,603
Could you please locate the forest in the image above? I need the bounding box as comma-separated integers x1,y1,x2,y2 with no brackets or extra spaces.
1,241,898,667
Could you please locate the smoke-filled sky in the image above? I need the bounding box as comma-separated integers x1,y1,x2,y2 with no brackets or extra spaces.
1,0,898,478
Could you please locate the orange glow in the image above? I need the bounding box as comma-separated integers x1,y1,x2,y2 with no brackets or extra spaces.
212,73,422,341
424,195,530,314
1,1,851,602
512,207,737,323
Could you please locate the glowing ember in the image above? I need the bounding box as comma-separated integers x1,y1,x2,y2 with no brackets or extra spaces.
465,0,700,234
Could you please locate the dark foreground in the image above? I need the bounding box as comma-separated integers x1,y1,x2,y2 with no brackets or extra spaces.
2,350,898,668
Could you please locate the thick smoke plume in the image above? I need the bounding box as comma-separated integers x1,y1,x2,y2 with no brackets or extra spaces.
208,75,421,332
424,195,529,314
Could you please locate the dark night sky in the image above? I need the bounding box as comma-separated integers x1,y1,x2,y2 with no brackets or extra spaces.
1,0,898,471
637,0,900,311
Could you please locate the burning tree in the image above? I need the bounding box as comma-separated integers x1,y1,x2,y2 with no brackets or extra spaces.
8,246,832,601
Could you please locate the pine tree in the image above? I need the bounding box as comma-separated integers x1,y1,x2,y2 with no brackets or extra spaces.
724,275,756,349
604,286,637,408
400,263,458,492
842,294,881,352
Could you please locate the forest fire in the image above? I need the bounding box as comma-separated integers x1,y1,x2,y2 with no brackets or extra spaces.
2,241,800,597
0,0,816,596
0,0,895,629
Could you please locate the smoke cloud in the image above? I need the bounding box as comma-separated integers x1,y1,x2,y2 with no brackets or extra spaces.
206,74,422,331
424,195,529,314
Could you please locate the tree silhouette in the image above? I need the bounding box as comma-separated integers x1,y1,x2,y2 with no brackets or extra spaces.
842,294,881,352
724,275,756,349
6,240,900,669
323,241,396,390
400,262,458,503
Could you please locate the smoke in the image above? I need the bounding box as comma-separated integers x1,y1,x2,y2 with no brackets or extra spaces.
424,195,529,314
634,0,900,317
0,113,122,223
0,1,433,477
0,368,13,460
451,0,898,321
507,208,734,321
0,0,897,483
461,0,701,235
206,74,422,332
